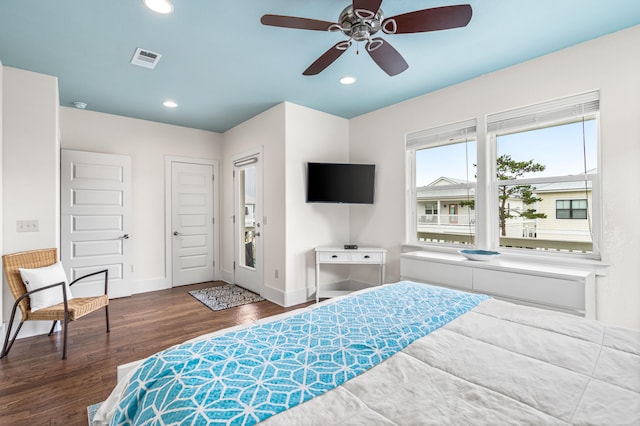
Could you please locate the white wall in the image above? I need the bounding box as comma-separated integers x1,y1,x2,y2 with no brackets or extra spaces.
221,102,350,305
2,66,60,337
60,107,223,293
284,103,349,303
349,25,640,328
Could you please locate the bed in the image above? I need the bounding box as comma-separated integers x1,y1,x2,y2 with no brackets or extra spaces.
94,281,640,425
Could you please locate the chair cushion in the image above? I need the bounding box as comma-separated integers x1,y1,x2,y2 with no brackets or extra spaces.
27,295,108,321
19,262,74,312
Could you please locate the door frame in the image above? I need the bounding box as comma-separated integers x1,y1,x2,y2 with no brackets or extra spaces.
231,148,264,295
164,156,220,287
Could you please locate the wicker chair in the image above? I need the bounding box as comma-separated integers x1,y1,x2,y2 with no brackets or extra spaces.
1,248,109,359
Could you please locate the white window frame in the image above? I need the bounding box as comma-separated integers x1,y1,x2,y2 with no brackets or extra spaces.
406,91,601,260
406,119,477,247
487,91,601,259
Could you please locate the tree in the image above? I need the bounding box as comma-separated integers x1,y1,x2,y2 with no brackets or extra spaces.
497,154,546,236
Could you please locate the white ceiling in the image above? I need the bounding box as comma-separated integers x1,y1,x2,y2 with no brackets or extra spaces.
0,0,638,133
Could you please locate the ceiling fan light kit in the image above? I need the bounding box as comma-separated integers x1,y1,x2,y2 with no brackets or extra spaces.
261,1,472,76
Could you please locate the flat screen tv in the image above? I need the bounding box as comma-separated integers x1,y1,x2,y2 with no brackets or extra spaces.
306,162,375,204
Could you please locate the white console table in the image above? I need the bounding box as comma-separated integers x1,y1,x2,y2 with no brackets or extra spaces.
315,247,387,303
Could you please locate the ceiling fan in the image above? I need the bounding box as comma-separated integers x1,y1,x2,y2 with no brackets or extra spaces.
261,1,472,76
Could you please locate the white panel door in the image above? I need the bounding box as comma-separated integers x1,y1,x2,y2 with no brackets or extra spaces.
61,150,132,298
171,162,214,286
233,151,263,295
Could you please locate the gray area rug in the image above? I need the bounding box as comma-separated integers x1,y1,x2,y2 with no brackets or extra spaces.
189,284,265,311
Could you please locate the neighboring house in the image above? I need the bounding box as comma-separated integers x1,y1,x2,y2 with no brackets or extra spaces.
416,176,523,243
535,177,593,243
416,177,476,240
417,175,593,250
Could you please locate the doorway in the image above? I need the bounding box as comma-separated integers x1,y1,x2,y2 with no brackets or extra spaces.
232,150,263,295
60,149,132,298
165,157,219,287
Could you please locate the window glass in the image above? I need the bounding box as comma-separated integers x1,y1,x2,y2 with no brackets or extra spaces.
414,140,476,245
496,119,597,253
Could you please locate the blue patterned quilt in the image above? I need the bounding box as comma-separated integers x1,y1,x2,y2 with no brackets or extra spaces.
111,281,489,425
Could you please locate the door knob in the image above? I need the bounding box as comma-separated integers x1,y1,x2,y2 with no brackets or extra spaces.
173,231,182,236
121,234,130,239
254,232,261,237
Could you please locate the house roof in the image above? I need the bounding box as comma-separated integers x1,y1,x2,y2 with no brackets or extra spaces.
417,177,475,200
0,1,638,132
417,171,594,199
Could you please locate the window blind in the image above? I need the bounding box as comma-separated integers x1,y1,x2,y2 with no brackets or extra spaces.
406,118,476,150
487,90,599,134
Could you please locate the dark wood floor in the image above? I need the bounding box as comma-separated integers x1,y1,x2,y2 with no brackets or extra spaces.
0,282,312,425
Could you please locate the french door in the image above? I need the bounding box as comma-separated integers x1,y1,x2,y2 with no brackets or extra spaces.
233,150,263,295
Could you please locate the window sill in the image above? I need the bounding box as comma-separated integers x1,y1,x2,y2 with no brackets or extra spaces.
401,244,609,277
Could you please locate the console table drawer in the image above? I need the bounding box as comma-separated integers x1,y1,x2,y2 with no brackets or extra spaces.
352,252,383,263
318,252,351,262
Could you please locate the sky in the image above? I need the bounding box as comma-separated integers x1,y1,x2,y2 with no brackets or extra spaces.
416,119,597,186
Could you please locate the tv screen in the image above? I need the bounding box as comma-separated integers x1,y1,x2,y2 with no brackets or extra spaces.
306,162,375,204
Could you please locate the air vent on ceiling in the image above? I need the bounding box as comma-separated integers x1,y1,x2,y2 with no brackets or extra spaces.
130,47,162,69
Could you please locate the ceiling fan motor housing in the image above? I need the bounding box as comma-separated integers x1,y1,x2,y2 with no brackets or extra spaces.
337,5,383,41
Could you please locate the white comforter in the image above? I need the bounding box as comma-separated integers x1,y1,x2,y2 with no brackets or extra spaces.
96,288,640,425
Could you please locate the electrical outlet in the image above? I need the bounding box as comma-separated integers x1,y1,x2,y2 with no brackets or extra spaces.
16,220,39,232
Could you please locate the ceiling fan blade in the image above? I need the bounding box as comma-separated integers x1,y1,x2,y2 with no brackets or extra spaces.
261,14,337,31
352,0,383,18
383,4,472,34
366,38,408,76
303,41,351,75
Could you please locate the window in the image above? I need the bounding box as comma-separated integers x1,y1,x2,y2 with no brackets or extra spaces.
407,91,600,258
556,199,588,219
489,91,599,255
407,120,476,245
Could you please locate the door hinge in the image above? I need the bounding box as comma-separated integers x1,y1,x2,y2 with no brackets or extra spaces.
212,217,215,224
212,174,214,181
232,170,235,178
233,261,236,270
213,261,215,267
232,215,235,224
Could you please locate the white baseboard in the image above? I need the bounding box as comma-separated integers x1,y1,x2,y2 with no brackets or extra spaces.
220,269,233,284
264,280,377,308
283,286,315,307
262,284,285,306
296,280,377,306
262,283,314,307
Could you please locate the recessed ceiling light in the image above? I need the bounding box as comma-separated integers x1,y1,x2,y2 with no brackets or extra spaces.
163,100,178,108
340,76,356,85
143,0,174,14
73,101,87,109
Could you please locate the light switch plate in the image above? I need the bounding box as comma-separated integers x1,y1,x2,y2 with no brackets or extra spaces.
17,220,39,232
